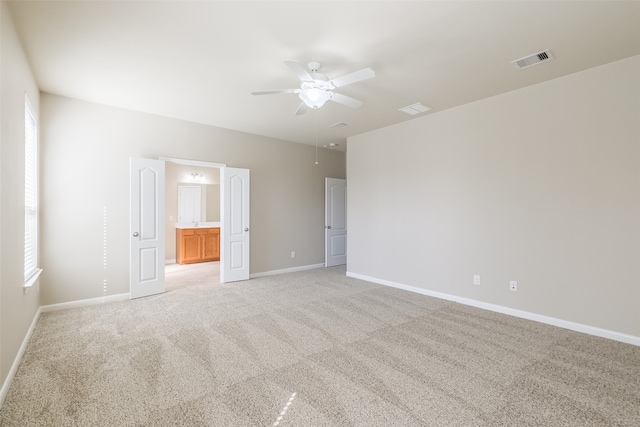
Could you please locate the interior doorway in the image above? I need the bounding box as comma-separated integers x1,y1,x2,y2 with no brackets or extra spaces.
163,158,224,288
165,261,221,292
130,156,250,298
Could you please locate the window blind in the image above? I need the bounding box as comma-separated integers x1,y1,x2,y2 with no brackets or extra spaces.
24,98,38,282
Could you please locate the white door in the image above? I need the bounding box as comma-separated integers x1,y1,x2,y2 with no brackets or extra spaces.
130,158,165,299
221,167,250,282
325,178,347,267
178,186,201,223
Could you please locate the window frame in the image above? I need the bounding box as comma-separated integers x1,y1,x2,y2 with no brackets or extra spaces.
24,95,42,289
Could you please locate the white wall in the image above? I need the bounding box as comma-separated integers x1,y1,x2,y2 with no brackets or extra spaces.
347,55,640,339
39,94,345,305
0,1,41,393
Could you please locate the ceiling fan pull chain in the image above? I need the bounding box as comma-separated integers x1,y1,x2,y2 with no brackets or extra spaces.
315,108,319,165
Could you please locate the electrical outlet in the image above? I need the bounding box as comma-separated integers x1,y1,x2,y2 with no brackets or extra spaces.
510,281,517,292
473,275,481,285
291,251,295,258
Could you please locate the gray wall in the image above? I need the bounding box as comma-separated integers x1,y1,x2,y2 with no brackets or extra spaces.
0,1,41,393
206,184,220,223
39,94,345,306
347,55,640,338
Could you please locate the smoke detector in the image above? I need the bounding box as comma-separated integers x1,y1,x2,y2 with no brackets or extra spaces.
512,49,554,69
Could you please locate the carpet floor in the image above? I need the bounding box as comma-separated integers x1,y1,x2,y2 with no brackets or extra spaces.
0,265,638,426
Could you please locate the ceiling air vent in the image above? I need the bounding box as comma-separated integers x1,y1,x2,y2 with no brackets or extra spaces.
399,102,431,115
511,49,554,69
329,122,349,130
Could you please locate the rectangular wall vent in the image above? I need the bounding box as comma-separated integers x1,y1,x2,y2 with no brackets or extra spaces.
511,49,554,69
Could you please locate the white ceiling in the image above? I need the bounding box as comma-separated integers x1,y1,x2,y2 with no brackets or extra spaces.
8,1,640,151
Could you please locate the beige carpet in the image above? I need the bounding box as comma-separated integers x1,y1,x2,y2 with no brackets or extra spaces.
1,265,638,426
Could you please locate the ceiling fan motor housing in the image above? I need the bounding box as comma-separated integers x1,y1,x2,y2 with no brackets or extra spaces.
252,60,374,113
308,61,322,72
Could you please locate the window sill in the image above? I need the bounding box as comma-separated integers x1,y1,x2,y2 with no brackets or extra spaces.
24,268,43,293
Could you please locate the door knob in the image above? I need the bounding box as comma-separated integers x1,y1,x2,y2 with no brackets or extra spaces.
327,225,332,229
245,228,249,232
132,232,139,237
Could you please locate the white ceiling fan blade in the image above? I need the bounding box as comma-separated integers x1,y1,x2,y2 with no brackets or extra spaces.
294,102,309,116
251,89,300,96
330,68,375,88
284,60,313,82
330,92,363,109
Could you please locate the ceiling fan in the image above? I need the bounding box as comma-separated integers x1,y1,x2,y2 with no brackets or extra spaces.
251,61,375,115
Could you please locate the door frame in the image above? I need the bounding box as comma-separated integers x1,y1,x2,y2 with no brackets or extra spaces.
325,177,347,267
160,157,227,278
131,157,234,298
131,156,251,289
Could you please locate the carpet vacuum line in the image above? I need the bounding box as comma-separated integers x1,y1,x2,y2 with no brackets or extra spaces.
273,392,297,426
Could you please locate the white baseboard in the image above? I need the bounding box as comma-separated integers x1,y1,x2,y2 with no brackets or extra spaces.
251,263,324,279
0,307,42,407
346,271,640,347
165,259,176,265
40,293,130,313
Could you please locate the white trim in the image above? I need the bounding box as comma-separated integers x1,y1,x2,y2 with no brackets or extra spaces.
40,293,130,313
346,271,640,347
250,263,325,279
165,259,176,265
23,268,43,291
0,307,42,406
159,157,226,168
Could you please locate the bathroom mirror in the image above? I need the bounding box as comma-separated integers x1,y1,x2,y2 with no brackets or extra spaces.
177,183,220,222
166,162,221,225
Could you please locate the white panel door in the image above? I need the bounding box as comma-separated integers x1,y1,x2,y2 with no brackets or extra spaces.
325,178,347,267
221,167,250,282
130,158,165,299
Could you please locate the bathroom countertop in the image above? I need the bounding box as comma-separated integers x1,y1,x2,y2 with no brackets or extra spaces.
175,222,221,229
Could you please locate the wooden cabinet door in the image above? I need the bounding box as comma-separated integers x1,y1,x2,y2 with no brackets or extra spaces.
181,230,202,264
202,228,220,261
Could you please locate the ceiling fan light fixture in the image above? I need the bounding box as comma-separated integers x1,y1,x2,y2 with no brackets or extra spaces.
299,86,332,109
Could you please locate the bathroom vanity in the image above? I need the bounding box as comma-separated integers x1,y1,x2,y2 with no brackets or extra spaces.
176,223,220,264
